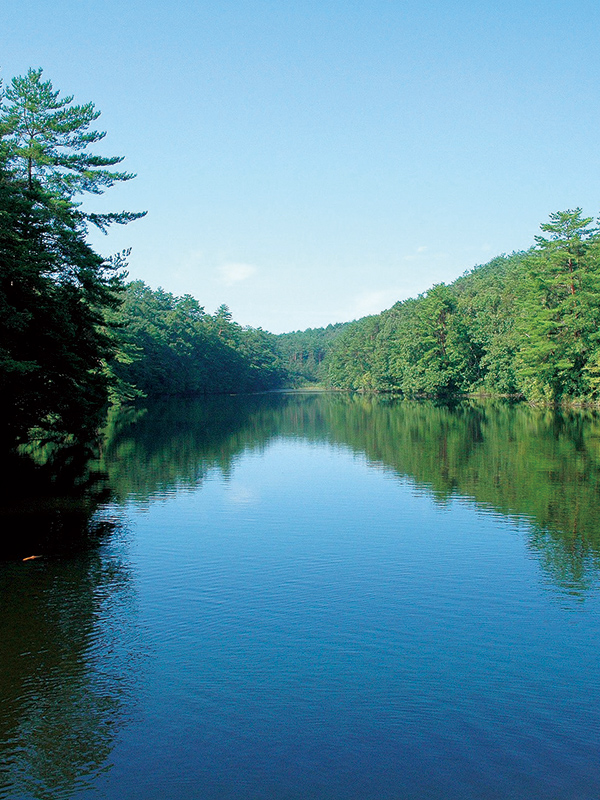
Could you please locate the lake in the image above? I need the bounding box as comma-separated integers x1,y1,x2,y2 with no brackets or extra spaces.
2,393,600,799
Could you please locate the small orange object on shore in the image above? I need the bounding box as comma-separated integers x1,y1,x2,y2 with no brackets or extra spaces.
22,555,42,561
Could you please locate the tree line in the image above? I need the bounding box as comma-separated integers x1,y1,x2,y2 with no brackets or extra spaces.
3,68,600,464
106,208,600,407
110,281,285,398
323,210,600,405
0,69,290,459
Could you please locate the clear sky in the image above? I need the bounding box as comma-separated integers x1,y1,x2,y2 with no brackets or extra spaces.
3,0,600,332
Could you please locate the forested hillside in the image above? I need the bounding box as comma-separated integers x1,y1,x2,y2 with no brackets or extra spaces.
108,284,353,398
0,69,289,461
3,66,600,467
274,323,349,385
324,210,600,405
110,281,285,398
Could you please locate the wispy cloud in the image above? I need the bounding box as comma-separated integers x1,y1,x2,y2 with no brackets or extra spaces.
351,289,399,319
218,262,257,286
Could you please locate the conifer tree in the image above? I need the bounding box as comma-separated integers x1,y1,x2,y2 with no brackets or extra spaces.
0,70,144,454
516,210,600,402
1,67,144,230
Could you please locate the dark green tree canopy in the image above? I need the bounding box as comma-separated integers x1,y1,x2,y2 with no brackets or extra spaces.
0,69,144,457
323,209,600,405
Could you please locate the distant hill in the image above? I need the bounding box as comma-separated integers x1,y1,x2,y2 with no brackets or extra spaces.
321,209,600,404
274,322,351,386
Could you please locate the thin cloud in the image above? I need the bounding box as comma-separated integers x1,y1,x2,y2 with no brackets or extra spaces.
218,262,257,286
351,289,398,319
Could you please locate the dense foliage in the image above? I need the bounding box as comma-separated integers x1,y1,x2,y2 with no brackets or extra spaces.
0,68,144,453
110,281,285,397
274,322,349,385
0,69,287,459
3,66,600,469
324,210,600,405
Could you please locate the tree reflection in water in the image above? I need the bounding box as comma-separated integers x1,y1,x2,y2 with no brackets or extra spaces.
102,393,600,599
0,496,137,799
2,392,600,798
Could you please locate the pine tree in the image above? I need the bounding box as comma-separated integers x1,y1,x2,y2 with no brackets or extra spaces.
516,210,600,402
0,70,144,454
1,68,144,230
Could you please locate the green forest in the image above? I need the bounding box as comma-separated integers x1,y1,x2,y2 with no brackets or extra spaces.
324,213,600,402
3,68,600,462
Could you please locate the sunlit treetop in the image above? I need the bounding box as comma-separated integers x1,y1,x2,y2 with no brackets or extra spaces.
534,208,598,248
0,67,144,231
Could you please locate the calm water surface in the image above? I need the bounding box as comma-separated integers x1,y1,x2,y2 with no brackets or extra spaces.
2,394,600,799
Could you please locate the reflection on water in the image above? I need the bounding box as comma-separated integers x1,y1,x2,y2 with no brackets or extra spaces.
2,393,600,799
103,393,600,597
0,512,137,800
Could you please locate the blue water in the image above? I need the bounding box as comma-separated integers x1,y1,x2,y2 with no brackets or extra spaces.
2,397,600,799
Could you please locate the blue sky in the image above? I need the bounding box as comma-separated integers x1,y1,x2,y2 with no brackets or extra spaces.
4,0,600,332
